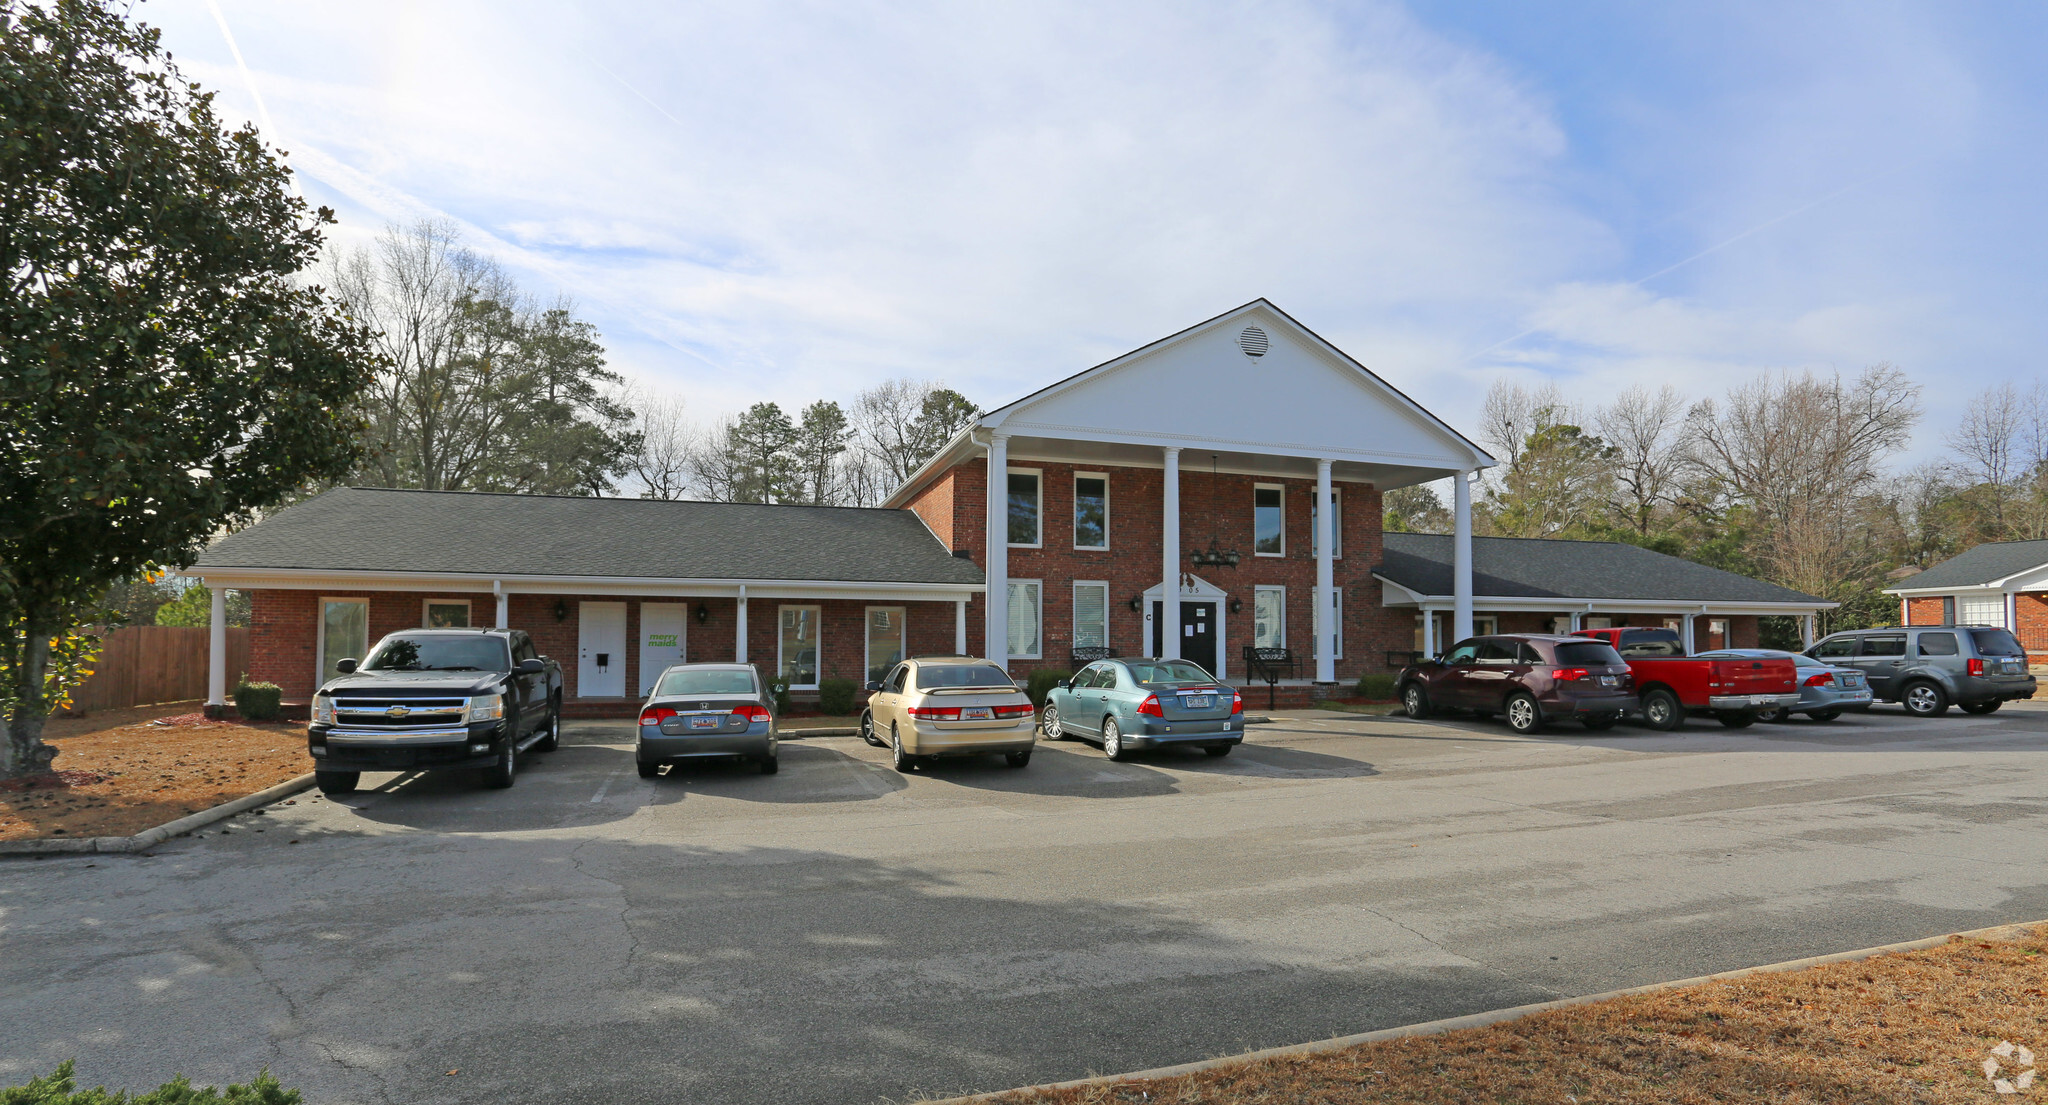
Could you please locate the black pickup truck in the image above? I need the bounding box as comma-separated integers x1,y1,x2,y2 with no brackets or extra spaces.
308,628,564,794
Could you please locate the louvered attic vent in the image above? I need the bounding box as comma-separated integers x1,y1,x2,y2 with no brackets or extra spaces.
1238,325,1268,358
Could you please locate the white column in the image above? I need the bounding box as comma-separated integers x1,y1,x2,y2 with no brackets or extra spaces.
985,435,1010,666
735,585,749,663
494,581,508,629
955,597,968,655
2006,590,2018,632
1420,608,1436,658
1314,459,1336,683
1452,471,1474,642
1802,613,1816,647
1569,607,1586,632
206,585,227,708
1682,612,1697,654
1160,446,1181,659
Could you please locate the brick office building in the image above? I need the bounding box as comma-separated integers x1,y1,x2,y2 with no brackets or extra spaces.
186,300,1828,712
1888,539,2048,664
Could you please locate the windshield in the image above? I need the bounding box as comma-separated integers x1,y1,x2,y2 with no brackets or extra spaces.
1554,642,1624,667
361,635,509,672
655,668,758,696
1972,628,2025,657
1126,660,1215,685
915,664,1016,690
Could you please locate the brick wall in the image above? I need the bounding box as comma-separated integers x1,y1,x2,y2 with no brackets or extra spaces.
1904,596,1947,626
2016,593,2048,654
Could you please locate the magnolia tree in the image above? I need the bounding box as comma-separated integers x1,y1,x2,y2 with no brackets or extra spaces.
0,1,374,777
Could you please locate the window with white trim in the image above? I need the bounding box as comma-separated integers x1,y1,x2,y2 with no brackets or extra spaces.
1072,582,1109,650
1309,488,1342,558
865,607,905,684
423,599,471,628
1311,588,1344,660
1006,580,1042,659
1073,473,1108,549
319,598,368,687
1253,484,1284,556
1960,595,2006,628
1008,468,1042,547
1253,586,1286,649
778,605,821,689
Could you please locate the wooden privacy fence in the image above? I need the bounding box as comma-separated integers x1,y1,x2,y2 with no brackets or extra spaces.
68,626,251,713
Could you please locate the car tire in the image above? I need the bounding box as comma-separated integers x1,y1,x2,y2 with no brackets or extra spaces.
1753,706,1788,723
636,760,660,778
1005,750,1031,768
859,710,885,747
1503,692,1544,734
315,770,359,795
1205,743,1233,757
1716,712,1755,729
1581,713,1618,731
483,741,517,789
535,697,561,752
1641,688,1684,731
1101,717,1129,761
1402,683,1432,720
1900,680,1949,718
759,756,779,775
1808,709,1842,722
891,726,918,773
1040,705,1066,740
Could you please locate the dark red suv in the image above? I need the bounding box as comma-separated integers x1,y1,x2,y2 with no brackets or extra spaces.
1397,634,1637,733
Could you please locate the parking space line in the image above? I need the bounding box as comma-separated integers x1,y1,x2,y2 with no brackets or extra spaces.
589,771,622,803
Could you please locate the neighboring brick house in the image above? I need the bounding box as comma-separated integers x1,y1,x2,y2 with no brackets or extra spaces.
1888,539,2048,663
185,299,1834,713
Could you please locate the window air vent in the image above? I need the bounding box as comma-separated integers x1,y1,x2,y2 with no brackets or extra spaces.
1238,325,1268,359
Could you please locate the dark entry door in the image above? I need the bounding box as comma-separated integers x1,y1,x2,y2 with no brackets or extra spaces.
1152,601,1219,678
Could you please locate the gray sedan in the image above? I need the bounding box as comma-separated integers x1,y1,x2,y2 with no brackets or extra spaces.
1695,648,1873,722
636,663,779,777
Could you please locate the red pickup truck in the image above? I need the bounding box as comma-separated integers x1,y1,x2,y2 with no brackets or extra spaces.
1571,627,1798,730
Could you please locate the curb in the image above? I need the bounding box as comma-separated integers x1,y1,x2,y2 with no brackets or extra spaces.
919,918,2044,1104
0,773,318,857
780,726,858,738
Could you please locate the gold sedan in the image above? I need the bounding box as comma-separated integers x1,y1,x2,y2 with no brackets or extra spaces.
860,656,1037,772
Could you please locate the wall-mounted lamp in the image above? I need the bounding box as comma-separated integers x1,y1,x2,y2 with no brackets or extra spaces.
552,599,569,622
1128,596,1143,613
695,602,710,624
1228,596,1243,614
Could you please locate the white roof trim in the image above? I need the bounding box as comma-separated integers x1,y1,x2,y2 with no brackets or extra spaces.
177,566,982,602
1372,574,1836,614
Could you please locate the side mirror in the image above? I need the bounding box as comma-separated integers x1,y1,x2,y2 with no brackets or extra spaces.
1060,679,1074,691
516,658,545,674
864,681,883,693
335,658,358,674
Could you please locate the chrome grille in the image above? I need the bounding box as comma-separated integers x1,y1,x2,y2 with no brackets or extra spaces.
332,697,467,729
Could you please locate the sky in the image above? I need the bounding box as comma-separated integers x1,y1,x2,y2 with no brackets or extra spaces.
140,0,2048,465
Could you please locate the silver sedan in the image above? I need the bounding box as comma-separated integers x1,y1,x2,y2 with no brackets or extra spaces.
1696,648,1873,722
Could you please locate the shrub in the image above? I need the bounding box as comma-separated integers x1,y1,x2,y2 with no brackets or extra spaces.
769,681,792,715
232,680,283,721
1024,669,1072,709
2,1059,300,1103
1354,672,1399,701
817,677,857,717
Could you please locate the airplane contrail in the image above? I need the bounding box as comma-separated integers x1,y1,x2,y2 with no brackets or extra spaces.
201,0,298,195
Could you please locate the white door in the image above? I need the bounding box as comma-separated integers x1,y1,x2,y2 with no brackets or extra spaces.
639,603,688,695
578,601,627,698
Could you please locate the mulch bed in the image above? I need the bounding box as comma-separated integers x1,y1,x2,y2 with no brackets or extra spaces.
986,926,2048,1104
1,702,307,841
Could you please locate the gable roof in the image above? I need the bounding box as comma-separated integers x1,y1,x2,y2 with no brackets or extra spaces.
192,487,984,586
1375,532,1824,606
1886,539,2048,591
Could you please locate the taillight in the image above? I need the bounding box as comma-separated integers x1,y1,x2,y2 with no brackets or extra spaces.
992,704,1036,719
1967,658,1985,676
1553,667,1589,682
731,704,770,721
1230,689,1243,714
639,706,678,726
907,705,962,720
1136,694,1164,717
1804,672,1835,687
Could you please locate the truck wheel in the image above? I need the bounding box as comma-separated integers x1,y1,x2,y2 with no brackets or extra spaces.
483,741,517,789
1503,692,1545,734
1900,681,1949,718
1961,700,2002,715
1402,683,1432,719
1641,689,1684,731
315,770,359,795
1716,712,1755,729
535,697,561,752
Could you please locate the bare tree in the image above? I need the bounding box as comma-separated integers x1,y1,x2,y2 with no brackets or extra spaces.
850,378,979,496
1477,379,1569,479
1596,384,1691,536
627,392,694,500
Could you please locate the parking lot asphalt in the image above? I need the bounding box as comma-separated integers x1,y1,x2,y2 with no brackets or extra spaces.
5,702,2048,1103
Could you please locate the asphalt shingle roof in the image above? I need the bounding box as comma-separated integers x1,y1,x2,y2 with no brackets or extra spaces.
194,487,984,586
1888,539,2048,590
1375,532,1822,604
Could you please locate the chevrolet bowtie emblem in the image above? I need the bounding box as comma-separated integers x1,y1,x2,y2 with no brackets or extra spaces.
385,705,411,719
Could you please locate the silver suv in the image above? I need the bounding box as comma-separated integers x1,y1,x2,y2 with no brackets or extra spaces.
1807,625,2036,717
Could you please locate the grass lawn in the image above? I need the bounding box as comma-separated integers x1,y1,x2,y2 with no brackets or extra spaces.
985,925,2047,1104
1,701,307,841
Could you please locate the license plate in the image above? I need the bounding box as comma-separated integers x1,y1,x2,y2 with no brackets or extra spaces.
962,706,992,720
688,716,719,730
1750,696,1775,707
1597,675,1618,686
1183,695,1212,708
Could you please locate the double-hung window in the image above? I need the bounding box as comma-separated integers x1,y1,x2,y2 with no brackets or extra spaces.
1253,485,1285,556
1309,488,1342,558
1253,586,1286,649
778,605,821,689
1008,469,1042,547
1072,581,1109,650
1006,580,1042,659
423,599,470,628
1073,474,1108,549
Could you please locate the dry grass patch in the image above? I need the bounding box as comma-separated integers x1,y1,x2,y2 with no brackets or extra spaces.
1,702,306,841
986,927,2047,1105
